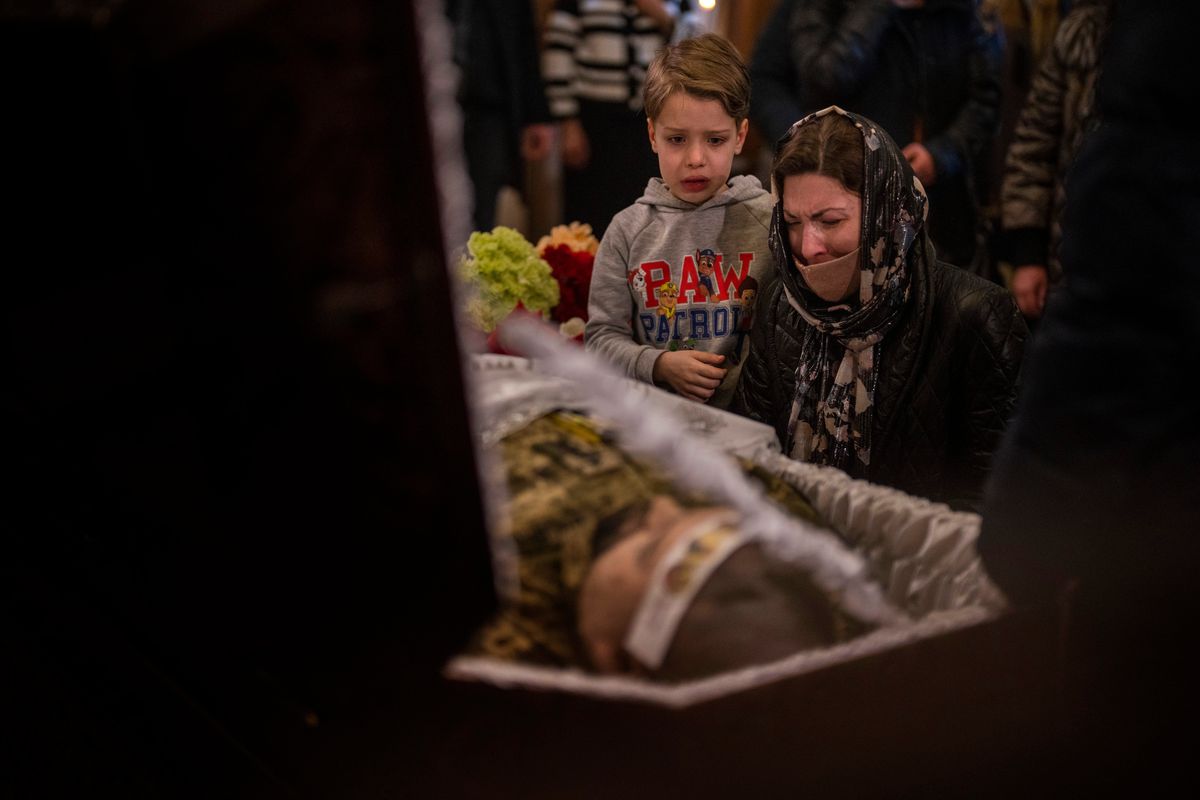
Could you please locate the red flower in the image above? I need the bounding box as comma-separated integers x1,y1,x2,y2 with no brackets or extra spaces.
541,243,595,323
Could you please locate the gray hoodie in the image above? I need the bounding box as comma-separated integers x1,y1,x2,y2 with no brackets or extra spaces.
585,175,777,408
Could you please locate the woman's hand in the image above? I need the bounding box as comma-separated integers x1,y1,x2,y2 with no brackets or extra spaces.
653,350,728,402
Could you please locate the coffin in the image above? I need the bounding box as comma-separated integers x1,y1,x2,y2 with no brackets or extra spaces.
432,354,1063,796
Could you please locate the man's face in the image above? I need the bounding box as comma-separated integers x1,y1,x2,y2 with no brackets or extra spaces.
577,497,729,673
577,495,844,680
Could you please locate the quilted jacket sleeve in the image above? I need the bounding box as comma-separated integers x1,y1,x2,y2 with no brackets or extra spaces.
952,282,1028,509
999,22,1069,275
731,283,787,446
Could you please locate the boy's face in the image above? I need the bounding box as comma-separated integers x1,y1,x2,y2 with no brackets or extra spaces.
648,91,748,206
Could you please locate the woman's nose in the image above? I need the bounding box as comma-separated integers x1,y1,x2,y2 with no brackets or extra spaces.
801,225,826,263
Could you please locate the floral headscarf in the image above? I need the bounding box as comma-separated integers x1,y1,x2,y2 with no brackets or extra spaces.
769,106,930,472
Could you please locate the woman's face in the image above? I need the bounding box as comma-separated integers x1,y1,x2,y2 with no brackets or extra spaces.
781,172,862,266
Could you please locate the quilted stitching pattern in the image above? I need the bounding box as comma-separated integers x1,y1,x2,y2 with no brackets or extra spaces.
732,260,1028,511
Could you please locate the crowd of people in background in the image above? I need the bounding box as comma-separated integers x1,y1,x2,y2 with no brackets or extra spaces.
450,1,1104,331
442,0,1126,523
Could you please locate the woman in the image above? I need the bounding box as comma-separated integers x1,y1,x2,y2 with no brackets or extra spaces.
732,106,1026,511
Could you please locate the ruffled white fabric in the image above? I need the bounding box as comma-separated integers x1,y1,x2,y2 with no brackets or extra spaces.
759,455,1006,616
471,353,779,457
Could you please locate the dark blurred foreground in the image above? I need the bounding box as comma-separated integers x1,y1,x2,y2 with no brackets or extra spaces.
4,1,494,795
981,0,1200,790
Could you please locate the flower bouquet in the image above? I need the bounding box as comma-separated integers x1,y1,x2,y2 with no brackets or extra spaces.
536,222,599,341
459,226,559,334
458,222,599,354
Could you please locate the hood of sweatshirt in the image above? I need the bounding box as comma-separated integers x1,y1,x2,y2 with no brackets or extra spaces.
635,174,770,213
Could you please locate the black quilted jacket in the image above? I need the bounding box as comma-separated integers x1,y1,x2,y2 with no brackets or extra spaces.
732,257,1027,511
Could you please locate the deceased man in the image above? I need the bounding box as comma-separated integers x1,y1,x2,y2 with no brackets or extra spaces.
469,408,875,682
461,321,1002,684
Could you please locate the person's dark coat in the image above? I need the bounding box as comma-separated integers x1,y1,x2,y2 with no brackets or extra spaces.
733,253,1026,512
448,0,552,230
978,1,1200,786
750,0,1003,269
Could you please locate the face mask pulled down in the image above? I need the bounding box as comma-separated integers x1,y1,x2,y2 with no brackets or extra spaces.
795,247,861,303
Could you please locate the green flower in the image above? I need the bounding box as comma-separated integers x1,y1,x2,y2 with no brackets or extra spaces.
459,227,560,332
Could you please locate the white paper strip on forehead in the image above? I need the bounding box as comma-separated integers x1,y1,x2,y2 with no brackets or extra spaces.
623,510,744,669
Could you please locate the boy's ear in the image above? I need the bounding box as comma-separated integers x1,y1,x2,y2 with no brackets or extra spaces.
647,118,658,153
734,118,749,155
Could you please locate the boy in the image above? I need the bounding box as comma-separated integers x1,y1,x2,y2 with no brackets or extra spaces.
584,33,776,409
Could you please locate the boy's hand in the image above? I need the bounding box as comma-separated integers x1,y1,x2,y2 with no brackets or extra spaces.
653,351,727,402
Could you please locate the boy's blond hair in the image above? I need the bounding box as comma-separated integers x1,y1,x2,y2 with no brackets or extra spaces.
643,33,750,123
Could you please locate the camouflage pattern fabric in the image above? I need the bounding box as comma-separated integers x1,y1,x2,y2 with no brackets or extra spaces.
468,411,829,668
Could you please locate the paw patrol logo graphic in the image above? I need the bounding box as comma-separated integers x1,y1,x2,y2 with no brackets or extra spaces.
627,265,647,294
633,251,759,345
656,282,679,320
635,251,756,308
